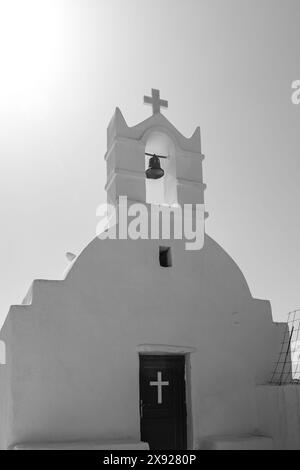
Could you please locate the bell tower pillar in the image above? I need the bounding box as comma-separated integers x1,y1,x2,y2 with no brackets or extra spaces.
105,107,146,209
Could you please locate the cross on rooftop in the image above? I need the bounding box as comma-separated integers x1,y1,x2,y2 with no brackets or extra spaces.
144,89,168,115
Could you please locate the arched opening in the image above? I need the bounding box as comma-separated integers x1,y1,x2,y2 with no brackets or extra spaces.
145,132,177,206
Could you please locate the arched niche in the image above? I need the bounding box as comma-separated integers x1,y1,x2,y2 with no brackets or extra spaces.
144,131,177,206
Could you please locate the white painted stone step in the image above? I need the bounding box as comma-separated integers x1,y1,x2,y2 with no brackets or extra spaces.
12,440,149,450
201,434,273,450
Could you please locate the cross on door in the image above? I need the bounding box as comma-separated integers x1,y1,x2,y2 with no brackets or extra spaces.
144,89,168,114
150,371,169,404
140,355,187,450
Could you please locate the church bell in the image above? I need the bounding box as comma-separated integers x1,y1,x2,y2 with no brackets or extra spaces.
145,154,165,180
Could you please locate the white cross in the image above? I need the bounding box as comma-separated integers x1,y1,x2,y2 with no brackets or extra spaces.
150,371,169,404
144,89,168,114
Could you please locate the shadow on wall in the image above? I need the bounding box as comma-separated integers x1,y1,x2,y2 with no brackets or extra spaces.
0,341,5,365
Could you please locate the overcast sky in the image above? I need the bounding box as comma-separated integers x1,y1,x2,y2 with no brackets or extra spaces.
0,0,300,326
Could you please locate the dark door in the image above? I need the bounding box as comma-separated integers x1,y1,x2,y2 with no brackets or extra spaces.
139,355,187,450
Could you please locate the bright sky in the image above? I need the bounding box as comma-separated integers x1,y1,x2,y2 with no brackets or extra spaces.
0,0,300,327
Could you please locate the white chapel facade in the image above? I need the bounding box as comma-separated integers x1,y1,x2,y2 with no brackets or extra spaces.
0,90,287,450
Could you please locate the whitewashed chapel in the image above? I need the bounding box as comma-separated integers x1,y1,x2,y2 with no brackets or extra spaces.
0,90,295,450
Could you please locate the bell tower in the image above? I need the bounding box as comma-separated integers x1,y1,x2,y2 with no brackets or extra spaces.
104,89,206,214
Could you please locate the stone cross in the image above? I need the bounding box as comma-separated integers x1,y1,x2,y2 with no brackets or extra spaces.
150,371,169,404
144,89,168,114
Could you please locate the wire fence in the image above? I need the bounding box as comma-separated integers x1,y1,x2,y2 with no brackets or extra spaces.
270,309,300,385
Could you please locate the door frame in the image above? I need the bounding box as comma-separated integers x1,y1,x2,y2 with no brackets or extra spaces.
137,344,196,450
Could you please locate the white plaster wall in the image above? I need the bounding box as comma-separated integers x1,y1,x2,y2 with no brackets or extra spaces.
256,385,300,449
0,233,282,449
0,320,11,450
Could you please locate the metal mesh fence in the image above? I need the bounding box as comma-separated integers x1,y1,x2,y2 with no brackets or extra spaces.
270,309,300,385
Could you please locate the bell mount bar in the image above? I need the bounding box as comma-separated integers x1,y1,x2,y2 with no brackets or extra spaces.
145,152,168,159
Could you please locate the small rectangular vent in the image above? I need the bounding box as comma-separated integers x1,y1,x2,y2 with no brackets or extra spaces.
159,246,172,267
